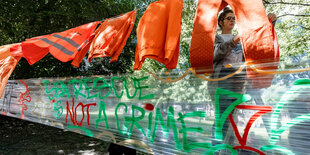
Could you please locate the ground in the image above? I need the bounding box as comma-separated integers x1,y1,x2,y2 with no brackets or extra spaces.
0,115,148,155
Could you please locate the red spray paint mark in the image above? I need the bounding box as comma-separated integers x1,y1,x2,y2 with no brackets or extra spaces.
229,105,272,155
18,80,31,119
144,103,154,111
1,111,7,116
66,97,97,127
234,146,266,155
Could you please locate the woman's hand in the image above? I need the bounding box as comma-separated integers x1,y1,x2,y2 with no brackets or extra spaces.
268,13,277,23
233,35,241,45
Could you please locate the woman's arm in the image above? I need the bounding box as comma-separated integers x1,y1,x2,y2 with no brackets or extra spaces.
213,35,238,62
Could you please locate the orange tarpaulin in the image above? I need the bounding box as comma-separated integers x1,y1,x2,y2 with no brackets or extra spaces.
21,21,100,65
134,0,183,70
0,44,22,99
85,10,137,64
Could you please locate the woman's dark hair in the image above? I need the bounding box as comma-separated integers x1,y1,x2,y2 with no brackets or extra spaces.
218,7,234,30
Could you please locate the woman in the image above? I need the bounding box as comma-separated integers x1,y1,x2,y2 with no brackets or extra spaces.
210,7,277,147
213,7,277,93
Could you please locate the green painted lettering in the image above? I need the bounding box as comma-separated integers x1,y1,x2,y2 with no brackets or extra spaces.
93,77,112,99
214,88,251,141
178,111,209,152
55,81,71,99
115,103,128,135
54,100,63,119
151,106,181,150
134,76,155,100
69,79,86,99
44,80,57,100
82,79,98,99
260,145,294,155
205,144,238,155
124,77,138,99
124,105,146,138
95,101,109,129
269,79,310,145
67,125,94,137
111,77,124,99
147,112,153,138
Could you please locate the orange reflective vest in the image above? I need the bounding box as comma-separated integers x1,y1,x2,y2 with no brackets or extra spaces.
85,10,137,64
71,32,96,67
134,0,183,70
21,21,100,65
0,44,21,99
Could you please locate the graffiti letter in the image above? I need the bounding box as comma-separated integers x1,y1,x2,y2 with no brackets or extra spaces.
124,105,146,138
69,79,86,99
93,77,112,99
147,112,153,138
214,88,251,141
111,77,124,99
82,78,97,99
75,102,85,126
151,106,181,150
84,102,97,126
44,80,56,100
54,100,63,119
133,76,155,100
124,77,137,99
95,101,109,129
66,97,76,125
55,81,70,99
115,103,128,135
178,111,210,152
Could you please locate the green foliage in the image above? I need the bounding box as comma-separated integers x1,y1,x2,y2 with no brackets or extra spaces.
0,0,309,79
179,0,196,69
264,0,310,63
0,0,148,79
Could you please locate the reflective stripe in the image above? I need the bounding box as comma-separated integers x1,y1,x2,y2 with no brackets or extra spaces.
77,39,89,51
41,38,74,56
52,34,80,48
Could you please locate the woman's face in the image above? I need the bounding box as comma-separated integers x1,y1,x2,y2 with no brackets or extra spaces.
221,12,236,31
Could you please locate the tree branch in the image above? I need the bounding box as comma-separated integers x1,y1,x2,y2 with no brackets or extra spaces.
278,14,310,18
282,24,310,30
263,0,310,6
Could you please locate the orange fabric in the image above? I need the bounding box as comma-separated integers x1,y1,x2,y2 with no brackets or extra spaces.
71,33,96,67
0,46,11,60
9,43,23,57
21,21,100,65
0,44,22,99
190,1,227,73
134,0,183,70
190,0,279,77
249,20,280,89
20,35,49,65
88,11,137,63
